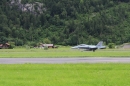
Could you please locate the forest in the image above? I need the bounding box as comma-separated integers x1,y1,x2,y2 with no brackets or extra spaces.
0,0,130,46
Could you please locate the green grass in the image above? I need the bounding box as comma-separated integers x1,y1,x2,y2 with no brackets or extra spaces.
0,47,130,57
0,63,130,86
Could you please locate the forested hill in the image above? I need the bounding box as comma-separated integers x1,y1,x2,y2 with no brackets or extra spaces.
0,0,130,46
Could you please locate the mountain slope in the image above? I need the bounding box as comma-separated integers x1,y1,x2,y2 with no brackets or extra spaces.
0,0,130,46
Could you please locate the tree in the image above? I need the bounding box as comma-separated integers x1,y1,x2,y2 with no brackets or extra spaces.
43,38,51,44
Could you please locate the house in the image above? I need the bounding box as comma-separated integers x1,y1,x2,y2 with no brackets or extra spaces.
0,44,3,49
38,43,58,49
0,43,10,49
42,44,54,48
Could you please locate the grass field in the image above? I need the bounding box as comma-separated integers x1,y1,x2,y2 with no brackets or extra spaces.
0,47,130,58
0,47,130,86
0,63,130,86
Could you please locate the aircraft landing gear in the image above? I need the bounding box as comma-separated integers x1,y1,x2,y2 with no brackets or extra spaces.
93,49,95,52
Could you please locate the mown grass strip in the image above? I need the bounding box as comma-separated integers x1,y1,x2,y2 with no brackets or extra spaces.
0,48,130,58
0,63,130,86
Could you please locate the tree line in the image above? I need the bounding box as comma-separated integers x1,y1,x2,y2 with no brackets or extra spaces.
0,0,130,46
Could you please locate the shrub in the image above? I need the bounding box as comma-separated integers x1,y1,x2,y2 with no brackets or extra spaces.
44,46,48,50
8,42,15,49
108,43,115,49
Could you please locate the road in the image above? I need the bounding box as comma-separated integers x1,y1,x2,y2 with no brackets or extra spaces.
0,57,130,64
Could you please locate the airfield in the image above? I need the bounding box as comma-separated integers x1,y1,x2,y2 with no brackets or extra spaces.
0,47,130,57
0,46,130,64
0,47,130,86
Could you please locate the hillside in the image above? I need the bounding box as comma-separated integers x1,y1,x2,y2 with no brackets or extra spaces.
0,0,130,46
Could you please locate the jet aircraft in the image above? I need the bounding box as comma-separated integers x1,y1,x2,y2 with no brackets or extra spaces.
71,41,106,52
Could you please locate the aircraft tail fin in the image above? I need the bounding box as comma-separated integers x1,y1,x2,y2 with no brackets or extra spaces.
96,41,103,46
96,41,106,49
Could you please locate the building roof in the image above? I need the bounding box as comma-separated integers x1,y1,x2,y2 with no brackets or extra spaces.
43,44,54,46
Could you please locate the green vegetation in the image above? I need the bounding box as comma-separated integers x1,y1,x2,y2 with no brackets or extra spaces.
0,47,130,58
108,43,115,49
0,0,130,46
0,63,130,86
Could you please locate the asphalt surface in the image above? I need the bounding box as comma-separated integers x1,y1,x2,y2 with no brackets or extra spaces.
0,57,130,64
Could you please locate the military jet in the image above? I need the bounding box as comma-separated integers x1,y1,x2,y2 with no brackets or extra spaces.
71,41,106,52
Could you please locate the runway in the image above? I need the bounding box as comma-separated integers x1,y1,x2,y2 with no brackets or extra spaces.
0,57,130,64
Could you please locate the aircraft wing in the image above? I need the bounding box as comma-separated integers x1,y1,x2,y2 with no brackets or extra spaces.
78,45,98,51
71,44,87,49
71,44,98,52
